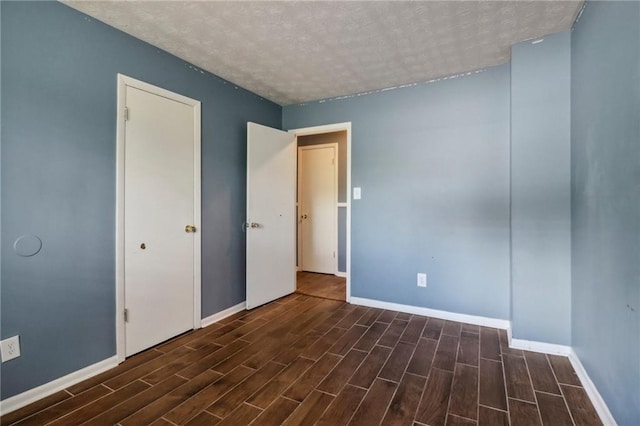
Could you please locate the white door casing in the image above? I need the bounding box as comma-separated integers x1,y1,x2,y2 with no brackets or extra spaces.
290,123,352,302
116,74,201,360
246,122,297,309
298,144,338,274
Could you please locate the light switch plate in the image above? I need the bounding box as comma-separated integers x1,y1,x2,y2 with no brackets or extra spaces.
353,187,361,200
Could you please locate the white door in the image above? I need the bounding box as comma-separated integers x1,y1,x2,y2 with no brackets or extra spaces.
299,144,337,273
246,122,296,309
123,85,197,356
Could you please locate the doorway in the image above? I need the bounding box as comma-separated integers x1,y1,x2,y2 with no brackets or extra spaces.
116,74,201,360
295,130,349,301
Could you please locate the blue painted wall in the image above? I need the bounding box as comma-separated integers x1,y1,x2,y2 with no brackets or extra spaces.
0,1,280,399
510,32,572,345
284,65,511,320
571,2,640,424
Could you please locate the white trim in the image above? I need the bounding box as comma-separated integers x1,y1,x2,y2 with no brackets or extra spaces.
0,356,118,416
509,338,572,356
335,272,347,278
115,74,202,362
297,143,339,275
337,202,348,208
506,338,615,425
201,301,247,328
350,297,511,329
289,122,352,303
568,349,617,426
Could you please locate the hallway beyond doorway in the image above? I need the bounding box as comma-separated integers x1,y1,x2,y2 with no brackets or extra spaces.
296,271,345,301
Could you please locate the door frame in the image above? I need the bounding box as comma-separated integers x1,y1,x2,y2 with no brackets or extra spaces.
297,143,339,275
289,123,352,302
115,74,202,362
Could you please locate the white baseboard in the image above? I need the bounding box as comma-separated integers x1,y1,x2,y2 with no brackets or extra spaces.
349,297,510,330
509,338,572,356
335,271,347,278
568,349,617,426
506,337,615,425
201,301,246,328
0,355,119,416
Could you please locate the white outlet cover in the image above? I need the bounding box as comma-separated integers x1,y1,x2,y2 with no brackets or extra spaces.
417,273,427,288
1,335,21,362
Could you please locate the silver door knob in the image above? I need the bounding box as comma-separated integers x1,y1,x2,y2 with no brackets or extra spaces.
301,214,308,219
185,225,197,233
250,222,261,228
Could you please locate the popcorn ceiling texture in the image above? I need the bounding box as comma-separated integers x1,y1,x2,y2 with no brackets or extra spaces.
64,0,583,105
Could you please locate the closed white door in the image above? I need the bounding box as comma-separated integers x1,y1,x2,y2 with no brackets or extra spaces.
246,122,296,309
124,85,196,356
299,144,337,273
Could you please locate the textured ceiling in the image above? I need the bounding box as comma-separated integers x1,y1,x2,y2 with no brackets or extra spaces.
63,1,583,105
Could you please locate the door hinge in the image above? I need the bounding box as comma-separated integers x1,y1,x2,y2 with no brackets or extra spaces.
333,251,336,258
332,157,335,165
124,308,129,322
124,107,129,121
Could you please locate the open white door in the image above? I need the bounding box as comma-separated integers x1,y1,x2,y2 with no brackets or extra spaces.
246,122,296,309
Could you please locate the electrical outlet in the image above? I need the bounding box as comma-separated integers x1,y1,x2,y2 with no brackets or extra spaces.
417,273,427,288
1,335,21,362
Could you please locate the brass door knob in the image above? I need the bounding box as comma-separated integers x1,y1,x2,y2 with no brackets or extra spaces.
185,225,197,233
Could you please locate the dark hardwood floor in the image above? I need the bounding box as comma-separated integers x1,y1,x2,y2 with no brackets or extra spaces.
296,271,346,301
1,294,602,426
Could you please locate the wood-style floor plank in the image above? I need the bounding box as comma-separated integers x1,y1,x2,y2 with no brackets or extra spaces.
353,321,388,351
283,353,341,402
246,357,314,409
509,398,542,426
84,376,186,426
349,378,398,425
163,365,254,424
12,385,111,426
503,354,536,402
448,363,479,420
378,319,409,348
479,327,501,361
249,396,299,425
446,414,477,425
348,345,392,389
211,403,260,426
479,358,507,411
120,370,222,425
548,354,581,386
315,385,366,426
1,294,601,426
478,406,509,426
433,334,460,372
406,337,437,377
48,381,150,426
282,390,334,425
382,373,426,425
524,351,561,395
536,391,574,426
379,341,416,382
0,391,71,425
415,368,454,426
399,316,427,344
457,331,480,367
561,384,603,426
423,317,444,339
317,349,367,395
328,324,368,356
206,362,285,418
